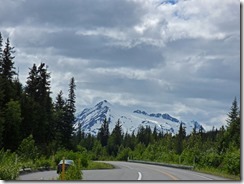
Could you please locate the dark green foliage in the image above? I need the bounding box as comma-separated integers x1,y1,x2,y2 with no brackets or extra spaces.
97,118,109,147
1,38,16,80
176,123,186,154
107,120,123,156
3,100,22,150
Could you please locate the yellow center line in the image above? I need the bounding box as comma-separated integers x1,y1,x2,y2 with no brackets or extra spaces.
137,164,179,180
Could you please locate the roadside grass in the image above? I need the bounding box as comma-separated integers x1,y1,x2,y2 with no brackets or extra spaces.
83,161,115,170
194,167,240,181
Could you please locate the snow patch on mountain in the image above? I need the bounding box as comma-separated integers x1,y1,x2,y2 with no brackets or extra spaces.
75,100,204,136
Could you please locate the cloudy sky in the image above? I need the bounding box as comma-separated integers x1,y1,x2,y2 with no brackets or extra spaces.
0,0,240,130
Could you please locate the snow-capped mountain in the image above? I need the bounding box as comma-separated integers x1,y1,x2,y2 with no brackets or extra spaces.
75,100,204,136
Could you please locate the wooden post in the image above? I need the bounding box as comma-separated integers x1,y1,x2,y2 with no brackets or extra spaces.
61,157,65,180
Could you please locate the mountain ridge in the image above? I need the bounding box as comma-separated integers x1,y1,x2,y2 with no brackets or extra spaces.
75,100,204,135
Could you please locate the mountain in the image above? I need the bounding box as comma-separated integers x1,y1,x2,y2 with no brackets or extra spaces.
74,100,204,136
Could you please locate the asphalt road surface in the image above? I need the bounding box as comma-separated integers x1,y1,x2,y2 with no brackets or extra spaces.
18,161,229,181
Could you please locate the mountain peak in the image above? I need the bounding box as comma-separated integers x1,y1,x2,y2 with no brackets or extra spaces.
75,100,205,135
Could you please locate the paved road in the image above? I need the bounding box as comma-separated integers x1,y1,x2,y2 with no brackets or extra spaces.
18,170,59,180
18,161,229,181
83,161,229,181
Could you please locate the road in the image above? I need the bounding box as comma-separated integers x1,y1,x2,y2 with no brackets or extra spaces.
18,161,229,181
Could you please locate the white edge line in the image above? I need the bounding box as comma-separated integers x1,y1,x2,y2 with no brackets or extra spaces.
137,172,142,180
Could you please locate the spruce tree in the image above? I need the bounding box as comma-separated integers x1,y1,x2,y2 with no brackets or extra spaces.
1,38,16,80
53,90,66,150
65,77,76,149
0,38,17,105
98,118,109,147
67,77,76,121
25,64,38,99
226,97,240,148
0,32,3,74
23,63,53,153
226,97,239,126
108,120,123,156
176,123,186,154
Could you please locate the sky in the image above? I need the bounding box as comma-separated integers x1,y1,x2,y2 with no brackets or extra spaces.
0,0,240,130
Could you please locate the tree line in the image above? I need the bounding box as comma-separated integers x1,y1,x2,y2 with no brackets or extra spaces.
0,33,77,155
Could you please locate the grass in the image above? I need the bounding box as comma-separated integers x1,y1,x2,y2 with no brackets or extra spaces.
84,161,115,170
194,167,240,181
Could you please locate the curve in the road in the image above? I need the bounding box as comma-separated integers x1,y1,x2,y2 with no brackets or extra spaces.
83,161,229,181
18,161,230,181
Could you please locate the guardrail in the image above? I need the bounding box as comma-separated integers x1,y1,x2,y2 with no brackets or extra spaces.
19,166,51,175
127,159,194,170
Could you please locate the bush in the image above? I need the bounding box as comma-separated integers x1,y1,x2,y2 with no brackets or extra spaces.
116,147,131,161
54,149,89,168
223,148,240,175
17,135,38,162
35,156,53,170
58,160,82,180
198,149,222,168
0,149,20,180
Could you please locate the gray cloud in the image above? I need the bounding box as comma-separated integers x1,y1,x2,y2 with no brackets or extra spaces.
1,0,240,131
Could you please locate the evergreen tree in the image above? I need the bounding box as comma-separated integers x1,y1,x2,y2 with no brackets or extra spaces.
226,97,239,126
97,118,109,147
23,63,53,154
176,123,186,154
53,90,66,150
152,126,158,142
108,120,123,156
67,77,76,121
25,64,38,100
64,77,76,149
1,38,16,80
3,100,22,151
0,38,17,105
225,97,240,148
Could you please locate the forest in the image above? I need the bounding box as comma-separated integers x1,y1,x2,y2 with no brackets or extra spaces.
0,33,240,180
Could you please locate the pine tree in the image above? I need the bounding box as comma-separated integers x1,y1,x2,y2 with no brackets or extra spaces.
64,77,76,149
226,97,239,126
225,97,240,148
98,118,109,147
176,123,186,154
53,90,66,150
0,38,17,105
67,77,76,117
1,38,16,80
23,63,53,153
108,120,123,156
25,64,38,100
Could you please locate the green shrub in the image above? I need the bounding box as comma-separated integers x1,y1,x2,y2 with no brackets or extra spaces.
17,135,38,162
54,150,81,164
116,147,131,161
58,160,82,180
0,149,20,180
35,156,53,170
223,148,240,175
80,154,88,168
198,149,222,168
